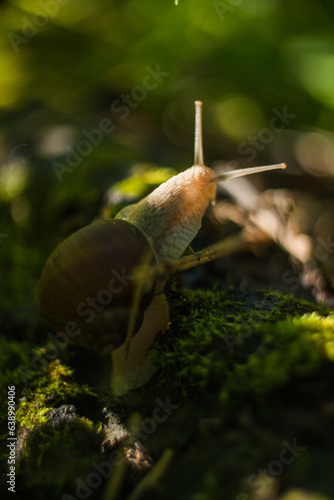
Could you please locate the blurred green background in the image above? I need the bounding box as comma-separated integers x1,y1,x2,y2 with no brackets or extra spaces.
1,0,334,340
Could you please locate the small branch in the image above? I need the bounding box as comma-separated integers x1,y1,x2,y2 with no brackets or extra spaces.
126,448,174,500
135,232,249,285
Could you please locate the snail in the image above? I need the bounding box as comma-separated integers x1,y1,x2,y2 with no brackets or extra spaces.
38,101,286,396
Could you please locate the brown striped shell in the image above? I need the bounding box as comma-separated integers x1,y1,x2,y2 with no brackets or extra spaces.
38,219,157,353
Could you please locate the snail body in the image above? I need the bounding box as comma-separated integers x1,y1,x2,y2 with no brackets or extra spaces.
38,101,286,396
115,164,217,260
110,164,217,394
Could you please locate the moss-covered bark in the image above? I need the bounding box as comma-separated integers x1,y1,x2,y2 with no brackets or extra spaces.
1,285,334,500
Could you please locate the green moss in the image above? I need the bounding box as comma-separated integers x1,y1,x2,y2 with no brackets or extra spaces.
12,359,101,498
0,337,37,484
0,340,100,497
220,312,334,404
16,359,95,430
102,164,177,217
114,165,177,198
18,416,103,498
263,290,331,319
152,286,334,403
112,164,176,197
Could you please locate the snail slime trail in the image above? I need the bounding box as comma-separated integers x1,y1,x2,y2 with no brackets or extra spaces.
38,101,286,396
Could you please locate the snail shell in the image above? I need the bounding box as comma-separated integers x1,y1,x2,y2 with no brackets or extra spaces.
38,219,157,353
